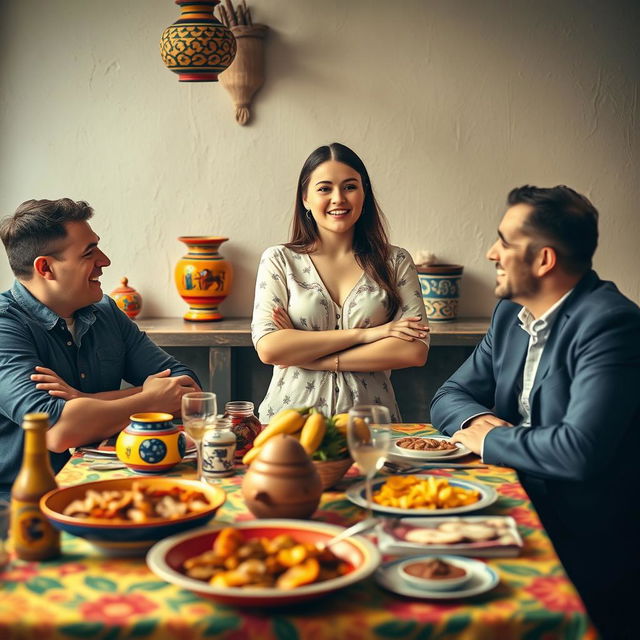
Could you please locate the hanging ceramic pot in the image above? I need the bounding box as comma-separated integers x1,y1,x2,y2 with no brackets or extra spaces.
160,0,236,82
109,277,142,319
175,236,233,321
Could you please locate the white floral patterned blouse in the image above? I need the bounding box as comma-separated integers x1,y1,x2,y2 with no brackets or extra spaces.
251,245,429,423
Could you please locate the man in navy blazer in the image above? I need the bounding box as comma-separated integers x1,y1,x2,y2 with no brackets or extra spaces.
431,185,640,639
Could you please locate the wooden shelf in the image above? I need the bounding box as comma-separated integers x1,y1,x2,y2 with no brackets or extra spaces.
136,317,489,410
135,317,490,348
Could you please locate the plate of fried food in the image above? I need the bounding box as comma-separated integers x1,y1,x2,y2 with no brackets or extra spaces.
346,474,497,516
146,520,381,606
376,515,522,557
391,435,471,461
40,477,226,554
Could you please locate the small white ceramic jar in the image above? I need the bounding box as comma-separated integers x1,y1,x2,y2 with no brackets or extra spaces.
202,417,236,480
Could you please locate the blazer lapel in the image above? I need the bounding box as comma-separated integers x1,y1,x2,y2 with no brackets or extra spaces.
529,312,569,397
496,318,529,421
529,270,598,399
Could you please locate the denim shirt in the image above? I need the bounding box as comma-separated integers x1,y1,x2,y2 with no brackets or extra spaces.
0,281,200,492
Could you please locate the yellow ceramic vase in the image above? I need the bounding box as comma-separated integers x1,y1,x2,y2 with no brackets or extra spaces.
174,236,234,321
116,413,186,474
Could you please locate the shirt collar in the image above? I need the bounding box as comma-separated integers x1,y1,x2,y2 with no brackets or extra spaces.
11,280,97,331
518,288,573,338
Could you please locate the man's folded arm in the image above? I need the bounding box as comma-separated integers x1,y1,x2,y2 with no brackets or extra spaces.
430,318,497,436
47,371,200,452
0,313,201,455
111,298,200,387
0,318,68,437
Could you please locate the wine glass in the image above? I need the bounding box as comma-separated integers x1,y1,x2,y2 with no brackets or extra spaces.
347,405,391,515
181,392,217,482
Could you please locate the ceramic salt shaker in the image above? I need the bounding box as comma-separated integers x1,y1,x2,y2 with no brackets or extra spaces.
202,417,236,480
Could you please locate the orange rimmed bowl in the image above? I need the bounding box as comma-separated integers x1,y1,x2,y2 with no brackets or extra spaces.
146,519,381,606
40,477,226,555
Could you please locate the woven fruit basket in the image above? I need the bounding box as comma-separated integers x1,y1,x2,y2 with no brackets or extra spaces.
313,457,353,490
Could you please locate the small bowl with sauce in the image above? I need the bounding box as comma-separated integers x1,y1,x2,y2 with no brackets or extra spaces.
398,556,471,591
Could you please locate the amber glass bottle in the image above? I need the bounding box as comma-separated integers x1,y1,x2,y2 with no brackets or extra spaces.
10,413,60,560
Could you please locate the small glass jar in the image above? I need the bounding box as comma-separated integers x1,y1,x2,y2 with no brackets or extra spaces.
224,401,262,459
202,417,236,480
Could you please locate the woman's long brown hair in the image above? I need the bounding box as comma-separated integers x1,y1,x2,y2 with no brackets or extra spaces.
285,142,401,318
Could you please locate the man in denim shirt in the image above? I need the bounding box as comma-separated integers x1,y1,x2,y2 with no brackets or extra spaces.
0,198,201,499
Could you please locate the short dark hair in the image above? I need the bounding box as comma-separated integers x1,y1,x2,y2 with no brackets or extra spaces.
508,185,599,274
0,198,94,278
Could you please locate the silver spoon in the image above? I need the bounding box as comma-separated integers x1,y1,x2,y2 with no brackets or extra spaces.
318,517,379,550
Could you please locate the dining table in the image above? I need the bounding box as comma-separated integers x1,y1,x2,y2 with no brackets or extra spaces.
0,424,597,640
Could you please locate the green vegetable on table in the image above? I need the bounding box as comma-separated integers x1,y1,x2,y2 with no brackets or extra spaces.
312,419,350,462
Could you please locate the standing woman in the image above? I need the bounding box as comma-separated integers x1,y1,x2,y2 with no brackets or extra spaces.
251,143,429,423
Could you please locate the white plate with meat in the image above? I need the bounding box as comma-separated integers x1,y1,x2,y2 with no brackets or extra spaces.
391,435,471,461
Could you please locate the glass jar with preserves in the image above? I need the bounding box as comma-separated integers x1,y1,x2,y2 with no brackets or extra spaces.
223,401,262,459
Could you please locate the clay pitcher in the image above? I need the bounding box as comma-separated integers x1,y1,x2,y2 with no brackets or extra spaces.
242,434,322,519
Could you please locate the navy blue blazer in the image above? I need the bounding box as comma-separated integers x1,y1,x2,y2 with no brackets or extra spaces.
431,271,640,542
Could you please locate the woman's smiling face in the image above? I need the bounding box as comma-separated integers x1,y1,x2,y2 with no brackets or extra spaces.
303,160,365,239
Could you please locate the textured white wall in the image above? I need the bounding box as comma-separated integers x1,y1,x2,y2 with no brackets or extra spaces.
1,0,638,318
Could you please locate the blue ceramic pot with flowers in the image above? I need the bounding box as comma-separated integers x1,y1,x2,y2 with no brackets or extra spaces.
116,413,186,474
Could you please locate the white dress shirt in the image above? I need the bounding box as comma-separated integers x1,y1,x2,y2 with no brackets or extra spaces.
475,289,573,458
516,289,572,426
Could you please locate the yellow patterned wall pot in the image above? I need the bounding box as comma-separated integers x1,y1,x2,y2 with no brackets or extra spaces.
160,0,236,82
175,236,234,321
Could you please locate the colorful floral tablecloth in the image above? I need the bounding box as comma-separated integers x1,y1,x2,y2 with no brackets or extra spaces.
0,425,597,640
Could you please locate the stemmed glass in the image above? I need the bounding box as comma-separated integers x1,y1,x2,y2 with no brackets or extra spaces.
181,392,217,482
347,405,391,515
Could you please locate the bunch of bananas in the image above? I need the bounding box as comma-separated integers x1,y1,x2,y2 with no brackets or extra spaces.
242,409,351,465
